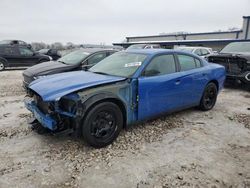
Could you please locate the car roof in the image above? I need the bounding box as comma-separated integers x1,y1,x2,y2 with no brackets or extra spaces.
125,48,186,55
177,46,210,49
77,48,118,53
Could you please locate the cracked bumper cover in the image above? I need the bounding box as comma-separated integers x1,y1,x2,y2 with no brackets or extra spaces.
24,98,57,130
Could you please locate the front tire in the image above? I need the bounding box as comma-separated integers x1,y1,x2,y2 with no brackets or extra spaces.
82,102,123,148
0,61,5,71
199,82,218,111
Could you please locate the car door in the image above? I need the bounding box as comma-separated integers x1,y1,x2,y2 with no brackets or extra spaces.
137,54,183,120
176,54,208,106
82,52,107,70
2,46,20,67
18,47,38,66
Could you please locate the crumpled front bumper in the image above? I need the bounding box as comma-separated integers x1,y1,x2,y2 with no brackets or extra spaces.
24,98,57,130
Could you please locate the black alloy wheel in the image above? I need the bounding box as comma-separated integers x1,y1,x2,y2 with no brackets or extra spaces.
82,102,123,148
199,82,218,111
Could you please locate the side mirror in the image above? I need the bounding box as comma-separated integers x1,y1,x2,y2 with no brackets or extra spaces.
82,64,89,70
82,61,96,70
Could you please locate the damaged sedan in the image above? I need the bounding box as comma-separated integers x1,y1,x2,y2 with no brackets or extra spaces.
207,41,250,86
25,49,225,148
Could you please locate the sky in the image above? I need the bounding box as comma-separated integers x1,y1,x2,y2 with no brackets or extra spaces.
0,0,249,45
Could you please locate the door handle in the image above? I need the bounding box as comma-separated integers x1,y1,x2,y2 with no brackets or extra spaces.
175,80,181,85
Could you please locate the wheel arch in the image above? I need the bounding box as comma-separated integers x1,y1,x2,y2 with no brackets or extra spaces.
38,58,49,63
208,79,219,91
0,57,7,69
82,94,127,128
0,57,8,64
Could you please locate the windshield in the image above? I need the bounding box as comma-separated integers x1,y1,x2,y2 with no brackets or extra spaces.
220,42,250,54
127,44,146,50
89,52,148,77
57,50,90,65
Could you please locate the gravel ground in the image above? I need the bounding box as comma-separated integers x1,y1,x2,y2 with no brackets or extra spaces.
0,70,249,188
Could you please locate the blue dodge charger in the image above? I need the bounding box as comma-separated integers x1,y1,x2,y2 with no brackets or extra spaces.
25,49,225,148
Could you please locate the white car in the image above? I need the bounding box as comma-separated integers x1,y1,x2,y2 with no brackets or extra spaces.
176,46,213,58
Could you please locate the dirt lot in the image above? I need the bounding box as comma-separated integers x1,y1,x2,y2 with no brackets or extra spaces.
0,70,250,188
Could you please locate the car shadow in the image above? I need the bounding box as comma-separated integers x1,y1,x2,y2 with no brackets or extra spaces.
224,82,250,92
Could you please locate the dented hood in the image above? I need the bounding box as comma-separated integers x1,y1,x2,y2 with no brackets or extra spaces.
29,71,126,101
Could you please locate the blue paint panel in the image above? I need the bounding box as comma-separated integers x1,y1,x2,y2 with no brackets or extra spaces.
24,99,57,130
29,71,126,101
138,72,185,120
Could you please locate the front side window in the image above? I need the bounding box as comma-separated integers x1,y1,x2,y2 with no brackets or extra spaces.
201,49,209,55
178,54,197,71
87,53,107,65
194,49,202,56
19,47,33,56
143,55,176,77
89,52,148,77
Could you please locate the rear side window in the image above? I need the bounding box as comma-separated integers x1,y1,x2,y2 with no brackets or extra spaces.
144,55,176,76
178,55,197,71
194,49,202,56
88,52,107,65
195,58,202,68
3,47,18,55
19,47,33,56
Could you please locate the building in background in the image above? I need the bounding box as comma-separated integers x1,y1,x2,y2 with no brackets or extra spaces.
114,16,250,50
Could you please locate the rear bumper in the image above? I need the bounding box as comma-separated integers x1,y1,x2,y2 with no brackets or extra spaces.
24,98,57,130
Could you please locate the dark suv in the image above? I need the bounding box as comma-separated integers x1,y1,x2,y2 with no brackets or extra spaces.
0,45,51,70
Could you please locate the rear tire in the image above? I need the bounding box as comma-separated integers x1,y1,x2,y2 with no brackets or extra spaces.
199,82,218,111
0,61,5,71
82,102,123,148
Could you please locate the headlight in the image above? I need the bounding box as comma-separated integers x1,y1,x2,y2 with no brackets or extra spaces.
34,75,47,80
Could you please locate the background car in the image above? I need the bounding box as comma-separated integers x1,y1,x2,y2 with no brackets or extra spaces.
126,44,161,50
24,49,225,148
38,49,61,60
0,44,50,71
22,48,117,87
207,41,250,85
176,46,213,58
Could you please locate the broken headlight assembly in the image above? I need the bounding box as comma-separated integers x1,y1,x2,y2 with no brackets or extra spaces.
58,93,80,115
